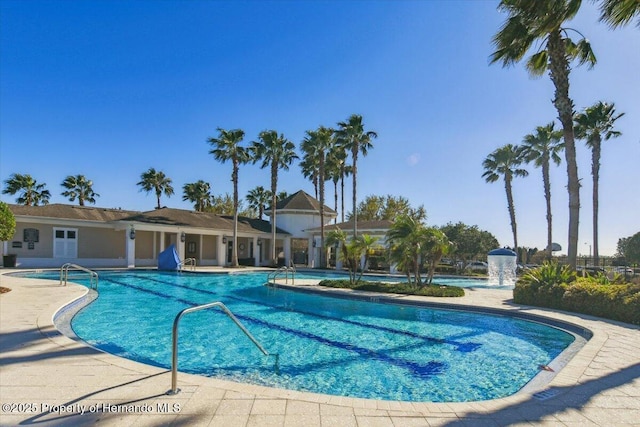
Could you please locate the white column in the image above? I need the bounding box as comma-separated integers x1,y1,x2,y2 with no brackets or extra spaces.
218,236,227,266
308,238,314,268
253,237,260,266
199,234,203,263
126,231,135,268
336,243,343,270
177,232,185,261
283,237,291,266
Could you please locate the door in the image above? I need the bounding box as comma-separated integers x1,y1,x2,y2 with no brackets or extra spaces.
53,228,78,258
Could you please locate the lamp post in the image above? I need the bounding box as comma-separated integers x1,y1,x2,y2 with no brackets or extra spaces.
584,242,592,265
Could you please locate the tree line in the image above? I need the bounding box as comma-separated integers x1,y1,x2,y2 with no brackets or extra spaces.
484,0,638,270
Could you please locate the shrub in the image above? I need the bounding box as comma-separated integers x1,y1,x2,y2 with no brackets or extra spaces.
318,279,465,297
513,262,640,325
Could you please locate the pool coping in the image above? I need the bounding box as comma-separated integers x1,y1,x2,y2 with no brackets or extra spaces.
1,268,639,426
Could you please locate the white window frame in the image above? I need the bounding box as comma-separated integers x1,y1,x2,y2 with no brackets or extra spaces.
53,227,78,259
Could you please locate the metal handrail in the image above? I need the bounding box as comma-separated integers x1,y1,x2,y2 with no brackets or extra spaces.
59,263,99,290
167,301,275,395
267,262,296,285
180,258,196,271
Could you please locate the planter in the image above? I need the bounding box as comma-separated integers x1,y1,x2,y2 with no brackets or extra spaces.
2,254,17,268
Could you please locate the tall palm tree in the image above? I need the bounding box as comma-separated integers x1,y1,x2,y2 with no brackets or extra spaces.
61,175,99,206
491,0,596,270
251,130,298,266
137,168,174,209
208,128,250,267
335,114,377,238
482,144,528,259
599,0,640,28
2,173,51,206
301,126,334,268
325,142,350,223
246,186,271,220
574,101,624,266
182,180,212,212
299,154,320,199
522,123,564,260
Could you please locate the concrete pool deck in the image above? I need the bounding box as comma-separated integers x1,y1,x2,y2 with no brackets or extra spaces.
0,269,639,426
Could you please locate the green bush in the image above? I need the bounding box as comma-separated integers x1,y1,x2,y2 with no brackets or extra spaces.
318,279,465,297
513,262,640,325
435,264,457,274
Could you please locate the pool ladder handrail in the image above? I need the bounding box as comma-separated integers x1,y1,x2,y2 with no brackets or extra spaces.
168,301,276,395
179,257,196,271
59,263,99,290
267,260,296,285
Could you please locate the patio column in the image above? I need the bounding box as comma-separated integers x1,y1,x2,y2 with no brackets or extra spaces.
253,237,260,266
283,237,291,267
126,229,135,268
177,232,185,261
308,238,314,268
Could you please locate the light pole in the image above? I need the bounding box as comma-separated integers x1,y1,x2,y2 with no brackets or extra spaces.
584,242,592,265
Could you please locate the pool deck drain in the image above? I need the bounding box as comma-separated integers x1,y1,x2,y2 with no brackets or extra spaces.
1,268,639,426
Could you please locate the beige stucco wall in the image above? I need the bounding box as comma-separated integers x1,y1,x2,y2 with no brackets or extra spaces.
6,223,53,258
135,231,155,259
202,235,216,260
77,227,126,258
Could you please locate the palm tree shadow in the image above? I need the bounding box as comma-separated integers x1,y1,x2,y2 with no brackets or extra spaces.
443,363,640,426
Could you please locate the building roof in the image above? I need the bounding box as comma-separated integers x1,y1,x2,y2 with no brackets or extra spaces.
267,190,336,216
9,204,288,234
9,204,138,222
306,219,393,233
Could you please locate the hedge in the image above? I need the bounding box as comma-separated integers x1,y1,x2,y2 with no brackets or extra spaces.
318,279,465,297
514,278,640,325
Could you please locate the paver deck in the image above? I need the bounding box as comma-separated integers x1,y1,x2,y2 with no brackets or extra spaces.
1,269,639,426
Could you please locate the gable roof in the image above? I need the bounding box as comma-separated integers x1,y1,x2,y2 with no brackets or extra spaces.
9,204,288,234
9,204,138,222
124,208,288,234
267,190,336,215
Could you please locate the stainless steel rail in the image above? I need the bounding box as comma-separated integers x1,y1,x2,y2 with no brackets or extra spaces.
168,301,275,395
267,261,296,285
59,263,99,290
180,258,196,271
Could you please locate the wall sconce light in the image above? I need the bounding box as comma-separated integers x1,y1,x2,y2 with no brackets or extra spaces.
257,238,262,246
129,226,136,240
180,232,186,243
222,236,227,244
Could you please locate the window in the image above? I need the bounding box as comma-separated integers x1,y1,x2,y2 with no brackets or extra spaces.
53,228,78,258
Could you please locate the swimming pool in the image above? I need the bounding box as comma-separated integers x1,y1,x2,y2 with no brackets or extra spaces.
38,270,576,402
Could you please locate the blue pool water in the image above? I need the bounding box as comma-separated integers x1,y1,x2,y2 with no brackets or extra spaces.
29,270,573,402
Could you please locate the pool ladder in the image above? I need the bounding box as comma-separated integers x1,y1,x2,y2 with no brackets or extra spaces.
167,301,278,395
179,257,196,271
59,263,99,290
267,260,296,285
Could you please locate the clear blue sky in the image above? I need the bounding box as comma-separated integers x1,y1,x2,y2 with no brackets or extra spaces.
1,1,638,256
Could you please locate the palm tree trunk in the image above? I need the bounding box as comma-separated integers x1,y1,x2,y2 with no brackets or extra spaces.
333,180,338,225
542,160,553,260
548,30,580,270
340,171,345,223
232,162,239,267
352,147,358,238
504,175,518,261
319,155,326,268
592,139,601,266
271,162,278,266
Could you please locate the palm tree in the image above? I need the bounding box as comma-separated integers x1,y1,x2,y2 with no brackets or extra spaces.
482,144,528,260
137,168,174,209
599,0,640,28
301,126,334,268
208,128,250,267
335,114,377,238
2,173,51,206
182,180,213,212
386,215,425,286
60,175,99,206
574,101,624,266
491,0,597,270
522,123,564,260
325,142,350,223
251,130,298,266
246,186,271,219
299,153,320,199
